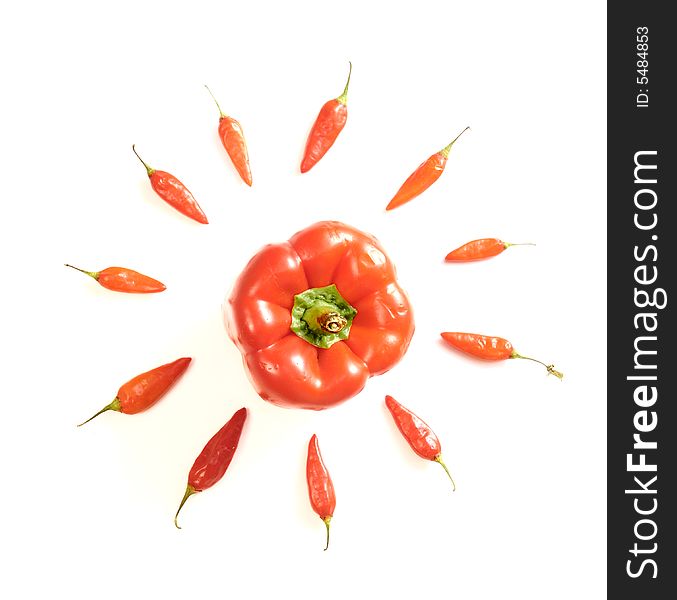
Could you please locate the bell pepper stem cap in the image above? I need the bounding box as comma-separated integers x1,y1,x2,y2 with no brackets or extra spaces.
291,284,357,349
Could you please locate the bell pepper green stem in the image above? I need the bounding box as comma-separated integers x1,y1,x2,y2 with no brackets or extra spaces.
317,312,348,333
302,303,348,334
291,284,357,349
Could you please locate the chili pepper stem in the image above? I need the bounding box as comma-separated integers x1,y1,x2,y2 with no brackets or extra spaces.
439,126,470,158
204,84,226,119
434,455,456,492
510,351,564,379
323,516,332,551
77,397,122,427
174,485,198,529
64,263,99,281
132,144,155,177
503,242,536,249
336,61,352,105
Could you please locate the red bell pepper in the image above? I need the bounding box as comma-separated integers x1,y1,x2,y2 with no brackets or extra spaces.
225,221,415,410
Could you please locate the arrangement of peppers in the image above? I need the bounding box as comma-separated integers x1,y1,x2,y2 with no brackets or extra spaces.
70,62,562,550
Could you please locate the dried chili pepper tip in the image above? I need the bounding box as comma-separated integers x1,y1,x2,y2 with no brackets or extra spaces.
64,264,167,293
76,357,192,427
443,239,536,262
300,61,352,174
385,126,470,211
174,407,247,529
384,395,456,492
306,434,336,550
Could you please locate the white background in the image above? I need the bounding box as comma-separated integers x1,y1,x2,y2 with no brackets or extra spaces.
1,1,606,598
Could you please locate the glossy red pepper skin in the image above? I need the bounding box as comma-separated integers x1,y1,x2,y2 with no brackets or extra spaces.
149,170,209,224
386,127,469,211
189,407,248,491
385,395,441,460
77,357,192,426
444,238,508,262
385,395,455,490
205,86,253,186
174,407,247,528
386,152,447,211
218,116,252,186
300,63,351,173
133,145,209,224
225,221,415,410
306,434,336,550
301,100,347,173
440,332,513,360
117,357,192,413
65,264,166,293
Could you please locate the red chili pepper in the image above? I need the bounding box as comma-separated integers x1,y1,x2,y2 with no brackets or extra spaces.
65,263,166,293
444,239,536,262
205,85,252,186
174,407,247,529
386,127,469,211
385,395,455,491
300,62,352,173
77,357,192,426
132,145,209,224
306,434,336,550
440,332,563,379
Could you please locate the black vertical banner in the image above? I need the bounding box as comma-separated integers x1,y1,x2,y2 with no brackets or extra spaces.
608,2,675,597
